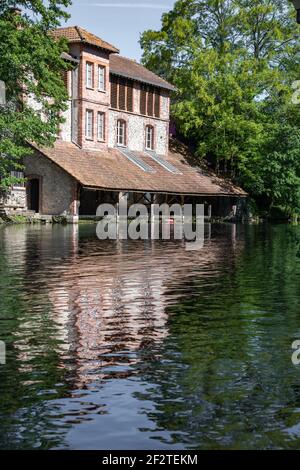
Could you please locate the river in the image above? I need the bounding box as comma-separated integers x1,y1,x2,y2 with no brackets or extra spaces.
0,223,299,449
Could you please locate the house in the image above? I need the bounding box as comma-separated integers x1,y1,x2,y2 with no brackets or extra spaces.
1,26,246,222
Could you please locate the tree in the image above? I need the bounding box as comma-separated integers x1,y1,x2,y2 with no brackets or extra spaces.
0,1,72,190
140,0,300,216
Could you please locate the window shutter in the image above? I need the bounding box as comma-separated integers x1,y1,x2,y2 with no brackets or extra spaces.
154,90,160,118
126,80,133,112
119,78,126,110
111,76,118,109
140,85,147,115
147,88,154,116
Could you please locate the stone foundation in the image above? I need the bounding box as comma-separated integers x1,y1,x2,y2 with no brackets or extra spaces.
0,187,27,214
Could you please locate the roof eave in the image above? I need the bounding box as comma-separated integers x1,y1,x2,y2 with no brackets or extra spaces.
71,39,119,54
81,185,247,197
61,52,80,64
110,70,176,92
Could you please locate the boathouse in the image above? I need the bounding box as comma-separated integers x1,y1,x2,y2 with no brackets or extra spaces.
1,26,246,221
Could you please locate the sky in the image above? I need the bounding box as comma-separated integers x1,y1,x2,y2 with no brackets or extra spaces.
63,0,176,61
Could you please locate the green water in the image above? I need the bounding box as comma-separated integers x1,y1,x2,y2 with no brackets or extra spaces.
0,223,300,450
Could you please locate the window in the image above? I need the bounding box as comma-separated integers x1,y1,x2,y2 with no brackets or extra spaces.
97,112,105,141
86,62,94,89
145,126,154,150
98,65,106,91
140,85,160,118
117,120,126,146
11,171,25,187
85,109,94,139
110,76,133,112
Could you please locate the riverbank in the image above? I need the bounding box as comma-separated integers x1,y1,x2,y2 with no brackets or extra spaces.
0,213,297,226
0,214,69,225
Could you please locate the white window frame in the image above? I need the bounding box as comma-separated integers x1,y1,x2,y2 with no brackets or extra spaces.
86,62,94,89
145,125,154,151
85,109,94,140
97,112,105,141
98,65,106,92
117,120,126,146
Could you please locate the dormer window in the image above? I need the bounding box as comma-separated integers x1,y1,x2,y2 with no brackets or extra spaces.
86,62,94,89
145,125,154,151
117,119,126,146
98,65,106,91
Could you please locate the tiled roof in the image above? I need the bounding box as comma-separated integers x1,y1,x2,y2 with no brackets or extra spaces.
53,26,174,91
52,26,119,53
31,141,246,197
110,55,175,92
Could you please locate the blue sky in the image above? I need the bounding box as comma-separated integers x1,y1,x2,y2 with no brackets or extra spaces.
64,0,176,61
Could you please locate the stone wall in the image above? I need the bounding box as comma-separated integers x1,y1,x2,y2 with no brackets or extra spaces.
0,187,27,212
24,151,77,216
108,110,169,155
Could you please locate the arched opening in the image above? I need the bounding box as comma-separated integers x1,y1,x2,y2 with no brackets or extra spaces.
27,178,40,213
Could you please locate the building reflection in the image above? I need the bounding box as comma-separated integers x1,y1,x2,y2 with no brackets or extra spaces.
0,222,245,449
1,223,244,386
39,223,245,387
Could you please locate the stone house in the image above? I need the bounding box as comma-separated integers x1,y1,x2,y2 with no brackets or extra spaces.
1,26,246,221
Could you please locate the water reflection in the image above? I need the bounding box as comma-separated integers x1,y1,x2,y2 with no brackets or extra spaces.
0,223,300,449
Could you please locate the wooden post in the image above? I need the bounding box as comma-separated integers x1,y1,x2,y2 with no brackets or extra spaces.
181,195,185,222
68,182,80,223
118,192,127,220
151,193,156,222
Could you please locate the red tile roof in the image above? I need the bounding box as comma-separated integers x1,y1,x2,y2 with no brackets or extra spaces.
53,26,174,91
52,26,119,53
31,141,246,197
110,55,175,92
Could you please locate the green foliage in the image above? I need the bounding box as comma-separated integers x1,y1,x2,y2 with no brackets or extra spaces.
140,0,300,216
0,1,72,190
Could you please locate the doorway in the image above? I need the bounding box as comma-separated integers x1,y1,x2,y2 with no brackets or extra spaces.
27,178,40,213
